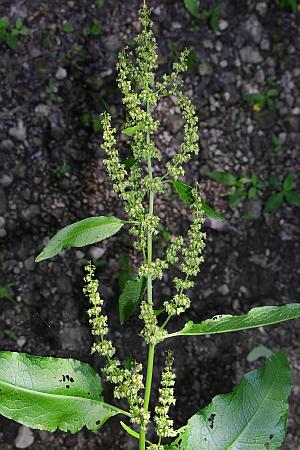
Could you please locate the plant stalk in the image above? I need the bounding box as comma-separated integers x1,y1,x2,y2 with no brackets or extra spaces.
139,102,155,449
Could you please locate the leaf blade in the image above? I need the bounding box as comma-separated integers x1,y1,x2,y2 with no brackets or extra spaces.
119,278,147,324
172,181,224,221
167,303,300,337
167,351,291,450
0,352,122,433
285,191,300,207
35,216,124,262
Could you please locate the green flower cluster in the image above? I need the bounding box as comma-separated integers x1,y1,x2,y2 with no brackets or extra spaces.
83,263,147,428
154,351,178,439
140,301,167,345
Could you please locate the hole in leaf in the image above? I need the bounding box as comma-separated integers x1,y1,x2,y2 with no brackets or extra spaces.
208,413,216,429
70,377,74,383
264,443,270,449
66,385,70,389
96,420,101,426
269,434,273,440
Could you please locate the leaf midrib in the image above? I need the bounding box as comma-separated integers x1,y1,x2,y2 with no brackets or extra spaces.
223,367,279,449
0,378,106,405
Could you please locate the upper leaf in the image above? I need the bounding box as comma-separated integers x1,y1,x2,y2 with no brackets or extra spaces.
35,216,124,262
167,351,291,450
119,277,147,324
167,303,300,338
122,124,143,136
0,352,123,433
172,181,224,221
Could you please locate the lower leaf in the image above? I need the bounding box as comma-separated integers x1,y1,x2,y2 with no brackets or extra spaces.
167,351,291,449
0,352,123,433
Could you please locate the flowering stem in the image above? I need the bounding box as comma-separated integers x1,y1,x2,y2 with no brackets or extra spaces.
139,105,155,449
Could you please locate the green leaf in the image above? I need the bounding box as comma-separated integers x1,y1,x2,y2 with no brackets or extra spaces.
172,181,224,220
0,16,9,30
248,186,257,199
264,192,284,213
62,21,74,33
120,421,140,439
283,173,295,192
35,216,124,262
183,0,201,18
167,351,291,450
228,187,246,208
119,278,147,324
207,171,237,186
122,123,143,136
266,88,279,98
247,345,273,362
285,191,300,206
209,5,223,32
123,156,136,170
167,303,300,338
243,93,265,108
268,175,281,191
0,352,122,433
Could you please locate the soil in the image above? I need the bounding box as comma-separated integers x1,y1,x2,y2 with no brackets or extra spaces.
0,0,299,449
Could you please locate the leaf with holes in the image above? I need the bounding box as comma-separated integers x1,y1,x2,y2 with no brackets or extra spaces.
0,352,123,433
166,351,291,450
167,303,300,338
35,216,124,262
119,277,147,324
172,181,224,221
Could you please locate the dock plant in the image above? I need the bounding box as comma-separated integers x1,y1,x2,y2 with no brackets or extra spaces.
1,3,300,449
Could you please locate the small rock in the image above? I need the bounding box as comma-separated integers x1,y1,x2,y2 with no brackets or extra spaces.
217,284,230,296
55,67,67,80
0,139,14,151
283,116,300,132
88,246,106,260
15,426,34,449
218,19,229,31
170,117,185,134
198,62,213,76
17,336,27,348
240,46,262,64
0,216,5,228
244,198,262,220
8,122,27,142
0,173,14,187
254,109,276,129
0,187,7,214
35,104,51,116
242,15,263,44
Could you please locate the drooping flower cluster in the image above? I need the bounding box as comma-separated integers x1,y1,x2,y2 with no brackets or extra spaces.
154,351,178,439
83,263,148,429
139,301,167,345
164,189,206,317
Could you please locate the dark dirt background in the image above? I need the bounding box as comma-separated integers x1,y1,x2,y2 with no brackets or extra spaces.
0,0,300,449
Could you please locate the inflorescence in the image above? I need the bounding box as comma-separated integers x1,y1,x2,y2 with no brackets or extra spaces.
90,2,206,446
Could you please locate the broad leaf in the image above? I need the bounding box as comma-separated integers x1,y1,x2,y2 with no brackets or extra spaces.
167,351,291,450
119,277,146,324
167,303,300,338
172,181,224,221
36,216,124,262
207,171,237,186
264,192,283,213
285,191,300,207
283,173,295,192
122,123,143,136
0,352,123,433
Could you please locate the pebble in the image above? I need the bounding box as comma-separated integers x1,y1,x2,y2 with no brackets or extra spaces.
218,19,229,31
35,104,51,116
88,246,106,260
217,284,230,296
240,46,262,64
0,216,5,228
198,63,213,76
0,139,14,151
15,426,34,449
8,122,27,142
55,66,67,80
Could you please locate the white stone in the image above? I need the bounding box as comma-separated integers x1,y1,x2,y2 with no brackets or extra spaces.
15,426,34,449
55,67,67,80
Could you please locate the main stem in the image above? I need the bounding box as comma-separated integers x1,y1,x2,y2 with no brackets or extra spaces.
139,105,155,450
